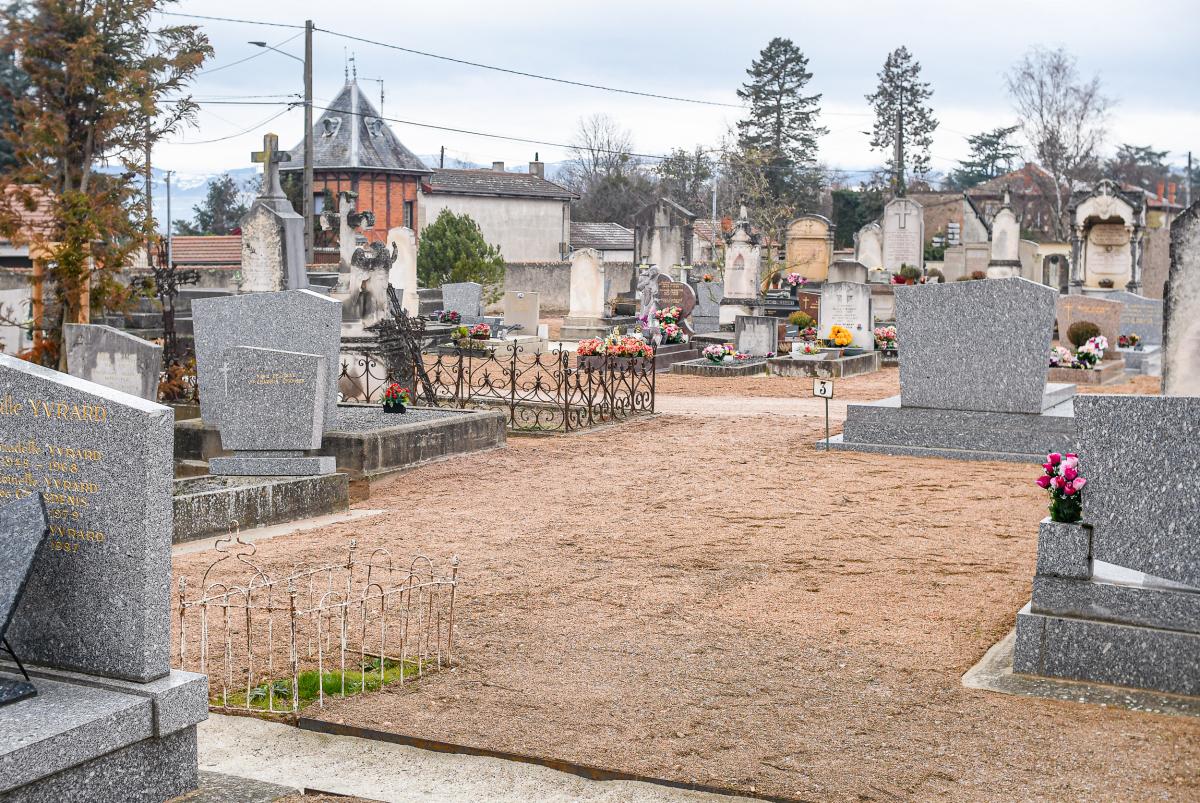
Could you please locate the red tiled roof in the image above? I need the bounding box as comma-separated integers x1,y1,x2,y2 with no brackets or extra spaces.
972,163,1057,196
0,186,55,243
170,235,241,267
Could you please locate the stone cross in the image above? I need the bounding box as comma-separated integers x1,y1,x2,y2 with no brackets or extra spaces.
252,133,291,199
893,204,912,229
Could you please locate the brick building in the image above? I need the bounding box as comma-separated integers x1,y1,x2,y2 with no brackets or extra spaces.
283,78,431,264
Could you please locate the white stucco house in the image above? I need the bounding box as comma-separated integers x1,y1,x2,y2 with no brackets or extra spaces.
418,162,577,263
569,221,634,262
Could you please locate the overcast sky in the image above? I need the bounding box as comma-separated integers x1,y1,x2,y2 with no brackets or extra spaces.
155,0,1199,184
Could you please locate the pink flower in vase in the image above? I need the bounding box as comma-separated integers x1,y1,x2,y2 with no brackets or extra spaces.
1035,475,1051,489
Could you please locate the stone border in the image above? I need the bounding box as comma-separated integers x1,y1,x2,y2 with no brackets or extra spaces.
768,352,880,379
963,629,1200,719
1047,359,1126,385
820,433,1044,463
172,474,349,543
669,358,768,377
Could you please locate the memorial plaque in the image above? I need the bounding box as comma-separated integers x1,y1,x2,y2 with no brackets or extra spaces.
796,292,820,321
0,354,174,682
221,347,327,452
656,278,697,335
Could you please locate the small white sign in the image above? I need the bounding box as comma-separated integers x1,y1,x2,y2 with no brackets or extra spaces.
813,378,834,399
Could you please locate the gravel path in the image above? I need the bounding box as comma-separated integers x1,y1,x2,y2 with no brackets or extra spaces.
173,367,1190,801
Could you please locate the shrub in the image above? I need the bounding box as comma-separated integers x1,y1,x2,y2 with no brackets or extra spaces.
788,311,814,329
926,267,945,283
970,270,987,280
899,265,922,282
1067,320,1101,348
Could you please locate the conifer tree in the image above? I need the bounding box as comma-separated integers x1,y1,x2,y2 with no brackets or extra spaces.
865,46,938,194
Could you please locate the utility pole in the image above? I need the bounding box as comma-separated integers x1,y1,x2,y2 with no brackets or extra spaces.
440,146,445,169
145,117,154,266
1188,151,1193,208
894,85,905,198
304,19,314,264
165,171,174,272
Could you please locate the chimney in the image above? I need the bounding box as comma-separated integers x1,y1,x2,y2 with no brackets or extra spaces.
1169,182,1177,205
1157,180,1165,201
529,160,545,179
492,161,505,172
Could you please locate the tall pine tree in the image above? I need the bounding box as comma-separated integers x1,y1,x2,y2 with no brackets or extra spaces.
865,46,938,194
736,38,826,209
946,125,1021,190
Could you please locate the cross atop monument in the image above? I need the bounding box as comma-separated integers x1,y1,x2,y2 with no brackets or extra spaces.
252,133,291,199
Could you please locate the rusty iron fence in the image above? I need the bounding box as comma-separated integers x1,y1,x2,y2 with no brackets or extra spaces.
177,526,459,715
339,345,656,433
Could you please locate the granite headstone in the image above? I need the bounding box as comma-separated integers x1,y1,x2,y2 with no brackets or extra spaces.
692,280,723,333
442,282,484,323
896,278,1056,414
64,323,162,402
1057,295,1121,348
208,346,334,477
1106,290,1163,346
0,353,174,682
192,289,341,427
734,315,778,357
1164,202,1200,396
656,278,697,336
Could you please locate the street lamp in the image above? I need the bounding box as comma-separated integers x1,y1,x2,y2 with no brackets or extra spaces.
250,22,314,264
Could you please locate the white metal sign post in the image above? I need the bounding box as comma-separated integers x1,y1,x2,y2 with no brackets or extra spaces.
813,378,834,450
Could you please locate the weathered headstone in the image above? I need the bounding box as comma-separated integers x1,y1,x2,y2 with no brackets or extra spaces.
192,289,341,427
239,133,308,292
692,280,723,333
818,281,873,351
0,493,48,703
0,353,174,681
208,347,334,476
1057,295,1121,348
827,259,868,285
443,281,485,323
64,323,162,401
0,288,31,356
1164,202,1200,396
503,291,540,335
720,208,760,326
1072,180,1143,291
881,197,924,274
1106,290,1163,346
567,249,605,321
854,223,883,270
986,189,1022,279
417,288,444,318
386,226,419,317
784,214,833,281
897,278,1056,414
734,315,777,356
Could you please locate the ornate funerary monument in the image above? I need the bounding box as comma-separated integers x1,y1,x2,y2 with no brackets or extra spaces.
1014,395,1200,696
1069,179,1145,293
0,354,207,801
827,278,1077,461
239,133,309,293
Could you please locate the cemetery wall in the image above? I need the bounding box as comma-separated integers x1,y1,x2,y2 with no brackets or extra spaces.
420,193,571,263
500,261,635,314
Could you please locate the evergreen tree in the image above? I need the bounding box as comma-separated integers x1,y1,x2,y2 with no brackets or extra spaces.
173,173,249,235
946,125,1021,190
865,46,938,194
736,37,826,208
417,209,505,300
1105,144,1171,191
0,13,29,174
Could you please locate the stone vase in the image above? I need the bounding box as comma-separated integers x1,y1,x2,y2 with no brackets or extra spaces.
1034,517,1092,580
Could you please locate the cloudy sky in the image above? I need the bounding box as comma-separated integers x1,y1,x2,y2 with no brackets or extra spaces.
155,0,1199,184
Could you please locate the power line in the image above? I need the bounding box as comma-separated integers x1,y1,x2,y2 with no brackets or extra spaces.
168,107,295,145
161,11,303,29
196,31,302,75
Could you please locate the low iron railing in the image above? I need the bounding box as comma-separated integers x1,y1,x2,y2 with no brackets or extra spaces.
339,345,656,433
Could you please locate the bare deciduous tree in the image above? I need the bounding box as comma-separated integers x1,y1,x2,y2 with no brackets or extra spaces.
563,114,654,223
1006,46,1111,240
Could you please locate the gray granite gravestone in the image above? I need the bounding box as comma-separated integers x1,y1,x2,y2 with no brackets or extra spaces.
0,355,206,800
1013,393,1200,696
192,289,341,428
897,278,1057,414
442,282,484,323
692,280,723,333
417,288,444,318
208,346,334,476
1105,290,1163,345
64,323,162,401
1164,202,1200,396
0,354,174,681
0,493,48,704
734,315,778,356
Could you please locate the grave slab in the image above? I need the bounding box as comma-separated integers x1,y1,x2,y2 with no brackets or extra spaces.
64,323,162,401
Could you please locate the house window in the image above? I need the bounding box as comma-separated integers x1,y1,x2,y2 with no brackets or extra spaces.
314,193,326,214
403,201,414,230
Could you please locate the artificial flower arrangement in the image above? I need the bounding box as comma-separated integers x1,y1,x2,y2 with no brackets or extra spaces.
1074,335,1108,369
1036,452,1086,523
606,335,655,359
1118,333,1141,349
702,273,714,282
577,338,604,356
702,343,750,364
469,323,491,340
797,340,823,355
784,272,807,287
798,326,819,342
655,306,682,324
658,322,684,344
1049,345,1075,368
382,383,411,413
872,325,897,351
437,310,461,324
828,325,853,347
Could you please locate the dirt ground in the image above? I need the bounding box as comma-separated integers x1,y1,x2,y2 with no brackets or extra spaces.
173,367,1192,802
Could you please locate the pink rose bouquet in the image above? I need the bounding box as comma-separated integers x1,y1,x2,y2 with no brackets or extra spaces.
1036,452,1086,523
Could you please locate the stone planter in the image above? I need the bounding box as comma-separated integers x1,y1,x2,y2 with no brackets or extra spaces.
384,402,407,414
1034,517,1092,580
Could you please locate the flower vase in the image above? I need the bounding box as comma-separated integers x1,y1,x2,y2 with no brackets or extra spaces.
384,402,406,414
